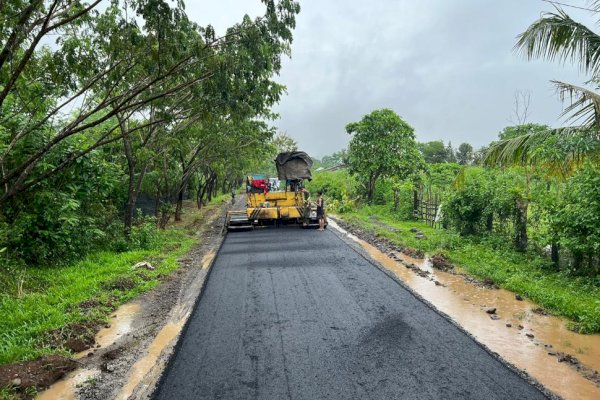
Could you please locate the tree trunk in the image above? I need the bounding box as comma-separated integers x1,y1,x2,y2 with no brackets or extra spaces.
155,188,161,219
551,243,559,268
221,179,227,194
486,213,494,232
413,190,418,219
197,182,205,209
174,178,189,222
120,116,148,236
367,172,378,204
393,188,399,211
206,173,216,203
121,118,136,236
514,198,528,252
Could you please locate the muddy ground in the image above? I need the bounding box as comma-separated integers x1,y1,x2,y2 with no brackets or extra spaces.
74,204,230,400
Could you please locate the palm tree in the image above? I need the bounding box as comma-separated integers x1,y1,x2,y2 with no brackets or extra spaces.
485,3,600,169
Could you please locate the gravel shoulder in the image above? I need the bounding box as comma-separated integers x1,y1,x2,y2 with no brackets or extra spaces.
65,202,232,400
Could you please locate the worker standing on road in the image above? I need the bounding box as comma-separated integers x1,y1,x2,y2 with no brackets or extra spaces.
317,191,325,231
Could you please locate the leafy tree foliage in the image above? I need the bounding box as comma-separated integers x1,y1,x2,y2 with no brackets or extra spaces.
346,109,424,203
320,149,348,168
456,143,474,165
445,141,456,163
555,162,600,273
272,132,298,153
487,3,600,167
418,141,448,163
443,168,526,239
0,0,301,265
498,124,550,141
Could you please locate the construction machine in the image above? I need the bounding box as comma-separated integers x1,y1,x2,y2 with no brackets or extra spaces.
226,151,326,231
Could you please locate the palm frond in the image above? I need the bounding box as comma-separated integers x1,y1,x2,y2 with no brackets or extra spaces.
589,1,600,13
515,8,600,76
482,127,589,168
553,80,600,128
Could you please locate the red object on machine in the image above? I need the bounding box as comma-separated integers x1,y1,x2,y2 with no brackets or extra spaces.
251,177,268,193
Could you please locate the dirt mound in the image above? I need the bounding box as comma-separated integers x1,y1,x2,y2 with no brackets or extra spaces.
0,355,78,397
78,299,100,310
45,322,99,353
430,253,453,271
402,247,425,259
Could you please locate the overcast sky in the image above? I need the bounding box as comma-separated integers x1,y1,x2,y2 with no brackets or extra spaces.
187,0,594,158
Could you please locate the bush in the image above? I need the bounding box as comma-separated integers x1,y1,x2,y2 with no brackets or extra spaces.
443,168,524,237
306,170,357,203
0,142,124,267
443,169,491,235
130,215,160,250
555,163,600,273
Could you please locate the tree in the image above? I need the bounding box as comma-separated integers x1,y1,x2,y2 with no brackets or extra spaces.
554,162,600,273
346,109,424,203
0,0,302,265
0,0,301,208
272,132,298,153
497,123,550,141
445,141,456,163
472,146,488,166
418,141,448,163
508,90,531,125
320,149,347,168
456,143,474,165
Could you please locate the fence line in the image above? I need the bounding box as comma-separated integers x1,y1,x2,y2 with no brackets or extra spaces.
412,190,442,228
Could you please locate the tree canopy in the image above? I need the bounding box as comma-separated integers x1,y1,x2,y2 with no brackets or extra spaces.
0,0,301,264
346,109,424,203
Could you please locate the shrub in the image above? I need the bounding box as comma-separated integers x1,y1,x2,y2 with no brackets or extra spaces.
555,162,600,273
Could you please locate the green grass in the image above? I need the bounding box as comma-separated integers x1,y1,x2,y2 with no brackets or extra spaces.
0,196,232,367
340,205,600,334
0,228,194,365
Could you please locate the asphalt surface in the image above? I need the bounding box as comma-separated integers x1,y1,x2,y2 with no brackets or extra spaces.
154,226,548,400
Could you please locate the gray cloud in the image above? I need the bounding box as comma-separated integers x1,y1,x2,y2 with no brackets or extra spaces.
189,0,594,157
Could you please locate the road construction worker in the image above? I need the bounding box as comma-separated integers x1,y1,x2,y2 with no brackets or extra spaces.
317,191,325,231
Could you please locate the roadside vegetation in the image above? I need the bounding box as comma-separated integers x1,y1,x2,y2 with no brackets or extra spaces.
0,197,226,367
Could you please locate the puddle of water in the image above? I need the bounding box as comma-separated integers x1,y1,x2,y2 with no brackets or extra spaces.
75,303,141,359
115,322,184,400
329,220,600,400
37,303,142,399
116,249,213,398
36,369,99,400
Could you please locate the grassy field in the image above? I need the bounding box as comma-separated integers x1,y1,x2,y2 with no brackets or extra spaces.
0,198,227,367
339,205,600,334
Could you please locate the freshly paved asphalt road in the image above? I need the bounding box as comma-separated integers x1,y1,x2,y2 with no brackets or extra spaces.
154,226,548,400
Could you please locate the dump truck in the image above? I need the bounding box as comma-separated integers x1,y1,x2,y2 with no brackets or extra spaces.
226,151,326,231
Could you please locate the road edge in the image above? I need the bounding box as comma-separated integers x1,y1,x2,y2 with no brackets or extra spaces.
328,217,560,400
145,220,229,399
